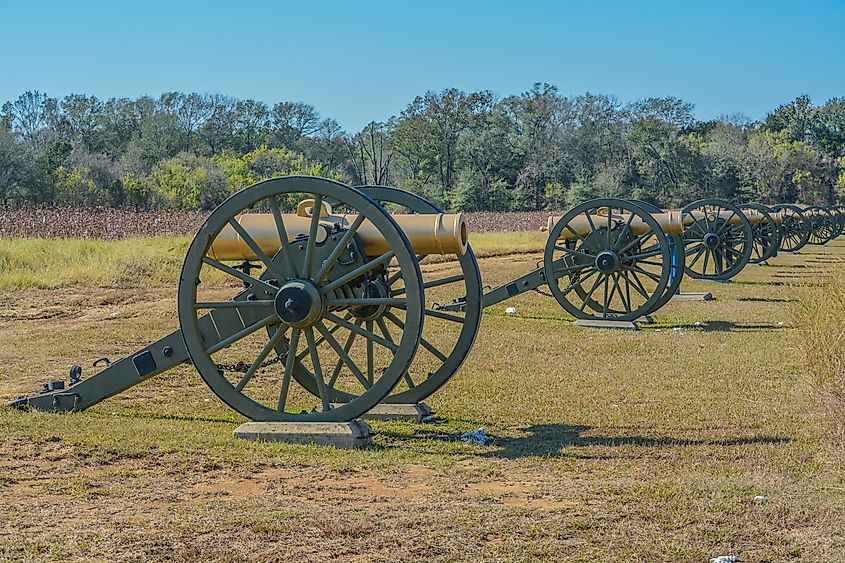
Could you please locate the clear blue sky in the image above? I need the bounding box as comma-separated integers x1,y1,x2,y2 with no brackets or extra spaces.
1,0,842,131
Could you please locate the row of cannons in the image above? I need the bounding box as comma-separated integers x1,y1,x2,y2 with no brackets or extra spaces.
10,176,845,425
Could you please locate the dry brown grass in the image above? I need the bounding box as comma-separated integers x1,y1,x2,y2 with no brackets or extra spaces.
795,260,845,468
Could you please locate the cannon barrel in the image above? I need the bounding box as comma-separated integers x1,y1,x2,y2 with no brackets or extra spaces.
541,207,781,240
208,210,468,261
541,210,685,238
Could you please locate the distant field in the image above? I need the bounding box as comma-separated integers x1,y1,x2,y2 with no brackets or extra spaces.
0,236,844,560
0,208,555,239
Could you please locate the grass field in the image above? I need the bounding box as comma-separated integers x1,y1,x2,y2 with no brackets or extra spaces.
1,235,844,561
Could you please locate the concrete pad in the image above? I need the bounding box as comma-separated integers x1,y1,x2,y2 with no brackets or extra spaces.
672,292,713,301
329,402,433,423
234,419,373,448
638,315,655,325
573,319,638,331
700,278,731,284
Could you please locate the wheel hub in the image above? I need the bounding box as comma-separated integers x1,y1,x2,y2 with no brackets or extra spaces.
703,232,721,249
274,280,323,328
594,251,620,274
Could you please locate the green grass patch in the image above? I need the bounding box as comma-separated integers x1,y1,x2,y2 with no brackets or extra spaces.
0,236,191,290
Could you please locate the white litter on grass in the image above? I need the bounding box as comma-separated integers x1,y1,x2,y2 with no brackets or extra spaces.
754,495,768,504
694,321,705,327
711,556,742,563
505,306,518,315
673,327,683,332
460,428,494,445
777,321,784,326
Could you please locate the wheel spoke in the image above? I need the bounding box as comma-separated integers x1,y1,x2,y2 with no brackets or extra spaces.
277,328,301,411
568,268,598,295
324,312,398,351
227,218,287,281
206,314,279,355
550,258,590,275
294,316,348,362
315,321,371,390
613,211,637,249
201,256,278,294
301,194,324,278
602,275,609,316
617,228,655,255
315,213,366,281
625,264,661,283
610,272,631,313
376,318,415,388
323,250,395,293
624,269,650,300
554,245,596,260
717,213,736,234
235,324,287,392
623,245,664,262
304,327,331,411
563,214,595,251
269,197,299,278
579,274,605,311
365,321,375,385
618,273,633,312
328,323,359,386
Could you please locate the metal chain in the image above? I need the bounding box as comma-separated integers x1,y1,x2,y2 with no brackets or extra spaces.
535,272,584,298
215,354,284,373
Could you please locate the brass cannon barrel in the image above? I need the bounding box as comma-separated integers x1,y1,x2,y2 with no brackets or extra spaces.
542,207,780,241
541,210,685,238
208,209,468,261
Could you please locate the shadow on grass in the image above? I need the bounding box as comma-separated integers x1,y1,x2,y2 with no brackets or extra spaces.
733,280,820,287
645,321,790,332
737,297,796,303
87,409,241,425
376,424,790,459
483,424,790,459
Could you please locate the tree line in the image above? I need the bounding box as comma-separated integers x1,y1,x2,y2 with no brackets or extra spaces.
1,85,843,211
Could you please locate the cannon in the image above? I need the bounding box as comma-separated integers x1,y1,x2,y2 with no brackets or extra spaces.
739,204,780,264
771,204,811,252
10,176,474,422
679,199,754,281
803,205,839,245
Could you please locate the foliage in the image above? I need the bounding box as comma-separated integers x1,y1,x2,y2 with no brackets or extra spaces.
1,88,844,211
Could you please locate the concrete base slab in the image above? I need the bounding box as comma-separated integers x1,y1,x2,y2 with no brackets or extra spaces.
672,292,713,301
638,315,655,325
234,419,374,449
700,278,731,284
574,319,638,330
329,402,433,423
